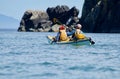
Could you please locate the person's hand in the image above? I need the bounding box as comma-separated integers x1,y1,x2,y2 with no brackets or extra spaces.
53,40,57,42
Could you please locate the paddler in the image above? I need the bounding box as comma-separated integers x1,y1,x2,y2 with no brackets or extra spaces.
72,24,95,44
54,25,70,42
72,24,86,40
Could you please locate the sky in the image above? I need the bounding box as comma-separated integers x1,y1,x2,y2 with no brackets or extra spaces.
0,0,84,20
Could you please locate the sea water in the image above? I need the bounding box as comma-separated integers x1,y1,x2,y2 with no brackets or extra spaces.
0,30,120,79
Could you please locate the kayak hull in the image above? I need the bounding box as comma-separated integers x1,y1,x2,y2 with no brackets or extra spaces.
46,36,92,45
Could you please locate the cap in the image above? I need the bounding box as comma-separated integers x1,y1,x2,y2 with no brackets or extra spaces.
76,24,82,29
59,25,65,30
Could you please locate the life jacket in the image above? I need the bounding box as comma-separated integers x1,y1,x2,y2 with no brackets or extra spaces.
75,29,85,39
59,30,69,41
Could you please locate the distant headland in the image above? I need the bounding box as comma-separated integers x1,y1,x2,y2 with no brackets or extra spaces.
18,0,120,33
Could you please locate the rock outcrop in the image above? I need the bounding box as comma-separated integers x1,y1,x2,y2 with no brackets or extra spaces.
18,10,52,32
18,5,80,32
47,5,79,26
80,0,120,33
18,1,120,33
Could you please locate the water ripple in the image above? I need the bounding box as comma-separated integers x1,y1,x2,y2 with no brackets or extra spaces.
41,61,58,66
0,73,14,76
25,73,57,78
97,67,118,72
68,65,95,71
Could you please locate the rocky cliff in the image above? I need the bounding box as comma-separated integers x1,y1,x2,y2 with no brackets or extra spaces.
80,0,120,33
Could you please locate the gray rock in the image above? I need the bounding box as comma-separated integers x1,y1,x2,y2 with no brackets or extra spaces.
18,10,52,32
18,5,81,32
51,24,61,32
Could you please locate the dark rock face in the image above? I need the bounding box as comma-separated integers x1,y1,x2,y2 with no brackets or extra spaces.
18,10,52,32
47,5,79,26
81,0,120,33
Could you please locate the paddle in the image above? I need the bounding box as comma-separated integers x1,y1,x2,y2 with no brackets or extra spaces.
80,31,95,45
47,36,56,44
88,37,95,45
50,40,56,44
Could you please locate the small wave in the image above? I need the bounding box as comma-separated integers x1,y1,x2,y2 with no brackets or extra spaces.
26,73,57,77
12,62,29,66
41,61,58,66
0,51,29,56
40,73,57,77
0,65,11,70
0,73,14,76
11,62,59,68
97,67,117,72
89,52,110,56
68,65,95,71
42,62,53,65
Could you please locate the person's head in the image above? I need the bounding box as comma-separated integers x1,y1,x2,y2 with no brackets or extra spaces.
59,25,65,30
75,24,82,29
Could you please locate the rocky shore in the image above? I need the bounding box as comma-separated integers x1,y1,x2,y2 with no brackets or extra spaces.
18,0,120,33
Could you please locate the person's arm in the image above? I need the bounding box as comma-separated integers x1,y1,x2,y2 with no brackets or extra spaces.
67,29,75,36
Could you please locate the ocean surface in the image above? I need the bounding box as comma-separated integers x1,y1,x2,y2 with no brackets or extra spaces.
0,30,120,79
